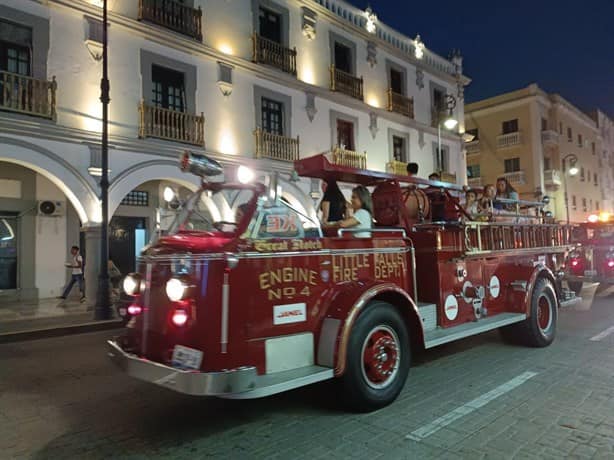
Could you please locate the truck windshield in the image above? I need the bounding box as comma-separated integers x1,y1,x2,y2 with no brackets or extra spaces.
167,187,256,236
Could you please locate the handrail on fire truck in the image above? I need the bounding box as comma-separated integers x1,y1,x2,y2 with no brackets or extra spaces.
463,222,572,255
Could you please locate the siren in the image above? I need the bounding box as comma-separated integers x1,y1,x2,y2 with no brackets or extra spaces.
180,151,223,178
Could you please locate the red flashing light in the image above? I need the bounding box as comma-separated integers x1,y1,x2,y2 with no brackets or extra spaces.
571,259,580,267
171,308,189,327
608,260,614,268
127,304,142,315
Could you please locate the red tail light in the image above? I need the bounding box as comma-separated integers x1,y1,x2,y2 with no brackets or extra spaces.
171,308,189,327
571,259,580,267
127,304,142,315
608,260,614,268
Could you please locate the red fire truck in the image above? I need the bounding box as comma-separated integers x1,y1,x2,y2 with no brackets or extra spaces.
108,152,576,412
566,219,614,294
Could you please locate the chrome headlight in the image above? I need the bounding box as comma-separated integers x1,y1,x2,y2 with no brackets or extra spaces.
123,273,141,295
166,278,188,302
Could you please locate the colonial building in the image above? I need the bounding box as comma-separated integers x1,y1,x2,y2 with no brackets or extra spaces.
589,110,614,215
465,84,609,223
0,0,469,304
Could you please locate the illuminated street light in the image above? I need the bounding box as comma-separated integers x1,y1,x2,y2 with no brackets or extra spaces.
562,153,579,225
163,186,176,203
237,165,255,184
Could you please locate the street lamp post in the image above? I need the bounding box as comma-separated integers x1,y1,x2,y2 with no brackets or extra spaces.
95,0,111,320
562,153,579,226
435,94,458,175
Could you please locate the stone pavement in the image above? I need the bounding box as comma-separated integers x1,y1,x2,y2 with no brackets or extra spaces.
1,286,614,459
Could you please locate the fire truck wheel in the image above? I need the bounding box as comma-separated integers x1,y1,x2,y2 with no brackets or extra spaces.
517,278,558,347
567,281,583,296
340,301,410,412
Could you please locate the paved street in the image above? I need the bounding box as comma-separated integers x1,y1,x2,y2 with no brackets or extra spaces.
2,287,614,460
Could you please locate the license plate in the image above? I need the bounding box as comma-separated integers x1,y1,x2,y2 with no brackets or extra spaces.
171,345,203,370
584,270,597,277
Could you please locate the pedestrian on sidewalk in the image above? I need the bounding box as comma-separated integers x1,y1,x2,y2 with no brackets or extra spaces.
59,246,85,302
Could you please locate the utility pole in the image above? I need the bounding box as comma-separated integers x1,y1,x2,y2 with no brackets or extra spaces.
95,0,111,320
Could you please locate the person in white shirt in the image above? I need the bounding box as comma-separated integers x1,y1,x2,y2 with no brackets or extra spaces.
326,185,373,237
59,246,85,302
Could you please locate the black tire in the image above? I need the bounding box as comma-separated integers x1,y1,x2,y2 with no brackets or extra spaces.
568,281,583,296
339,301,410,412
508,278,557,347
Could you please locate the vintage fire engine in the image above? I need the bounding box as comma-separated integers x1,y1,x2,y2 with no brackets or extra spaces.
566,217,614,294
108,152,576,412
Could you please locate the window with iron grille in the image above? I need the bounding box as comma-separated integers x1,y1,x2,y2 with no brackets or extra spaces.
0,20,32,76
504,157,520,173
392,135,406,162
151,64,185,112
501,119,518,134
259,7,282,43
261,97,284,135
467,164,481,178
121,191,149,207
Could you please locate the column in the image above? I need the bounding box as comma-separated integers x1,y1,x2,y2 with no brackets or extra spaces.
81,224,101,308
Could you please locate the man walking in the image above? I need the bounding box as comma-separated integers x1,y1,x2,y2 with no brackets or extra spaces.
59,246,85,302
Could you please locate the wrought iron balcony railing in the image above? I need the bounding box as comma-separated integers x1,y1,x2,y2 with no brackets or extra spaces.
331,146,367,169
252,34,297,76
0,71,57,120
387,89,414,118
330,66,363,101
138,101,205,146
254,129,299,162
138,0,202,40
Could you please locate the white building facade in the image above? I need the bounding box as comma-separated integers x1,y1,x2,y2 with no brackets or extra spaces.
0,0,469,305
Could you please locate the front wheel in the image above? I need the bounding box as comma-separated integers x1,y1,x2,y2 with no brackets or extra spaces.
339,301,410,412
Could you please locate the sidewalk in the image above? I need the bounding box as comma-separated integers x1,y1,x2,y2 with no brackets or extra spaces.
0,296,122,343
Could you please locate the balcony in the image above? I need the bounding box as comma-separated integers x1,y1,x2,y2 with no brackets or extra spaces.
468,177,482,187
254,129,299,162
544,169,562,190
496,131,522,149
502,170,526,185
465,140,480,155
331,146,367,169
138,101,205,146
138,0,203,41
387,89,414,118
386,160,408,176
440,172,457,183
0,71,57,120
330,66,363,101
252,34,297,76
541,130,559,147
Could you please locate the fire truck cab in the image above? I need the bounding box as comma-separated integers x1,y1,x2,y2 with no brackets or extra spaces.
566,219,614,294
108,152,576,412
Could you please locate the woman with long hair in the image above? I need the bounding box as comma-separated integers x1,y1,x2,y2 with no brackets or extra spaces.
327,185,373,238
320,179,347,224
496,177,519,210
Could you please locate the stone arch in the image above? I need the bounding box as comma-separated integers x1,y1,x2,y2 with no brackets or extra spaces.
0,137,97,223
108,160,201,216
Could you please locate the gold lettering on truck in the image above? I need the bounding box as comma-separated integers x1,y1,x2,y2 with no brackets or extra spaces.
332,254,371,282
374,253,406,279
259,267,318,301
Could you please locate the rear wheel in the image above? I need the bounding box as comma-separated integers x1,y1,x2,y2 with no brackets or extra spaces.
568,281,583,296
340,301,410,412
515,278,558,347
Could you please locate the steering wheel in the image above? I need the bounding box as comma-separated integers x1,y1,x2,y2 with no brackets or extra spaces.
213,221,238,231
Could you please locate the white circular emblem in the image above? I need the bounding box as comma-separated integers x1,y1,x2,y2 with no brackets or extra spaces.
444,295,459,321
489,275,501,299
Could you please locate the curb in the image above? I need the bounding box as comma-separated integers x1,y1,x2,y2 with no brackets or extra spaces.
0,319,124,344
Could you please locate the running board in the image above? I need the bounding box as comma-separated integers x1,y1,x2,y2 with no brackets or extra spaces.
424,313,527,349
560,297,582,308
219,365,334,399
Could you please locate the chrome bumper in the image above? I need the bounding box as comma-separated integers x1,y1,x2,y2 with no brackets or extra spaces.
106,340,258,396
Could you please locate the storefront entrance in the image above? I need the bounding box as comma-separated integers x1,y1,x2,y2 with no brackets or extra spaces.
0,213,18,290
109,216,147,276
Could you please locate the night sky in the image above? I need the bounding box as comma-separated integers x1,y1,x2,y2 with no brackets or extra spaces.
352,0,614,116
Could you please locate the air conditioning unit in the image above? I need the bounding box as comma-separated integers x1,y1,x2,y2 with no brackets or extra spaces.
38,200,65,217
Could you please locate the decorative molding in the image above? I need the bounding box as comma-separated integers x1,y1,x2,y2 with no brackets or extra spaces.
418,130,426,149
301,6,317,40
305,91,317,122
416,69,424,90
369,112,378,139
366,40,377,68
